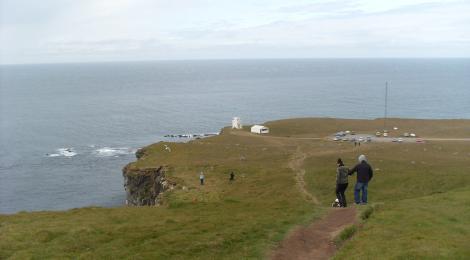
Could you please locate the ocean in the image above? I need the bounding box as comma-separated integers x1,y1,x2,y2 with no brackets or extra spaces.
1,59,469,214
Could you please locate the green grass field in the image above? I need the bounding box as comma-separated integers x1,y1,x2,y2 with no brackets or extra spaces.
1,118,469,259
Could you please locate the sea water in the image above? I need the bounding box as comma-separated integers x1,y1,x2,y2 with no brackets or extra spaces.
1,59,469,213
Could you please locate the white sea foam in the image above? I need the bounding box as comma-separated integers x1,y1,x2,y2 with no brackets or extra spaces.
48,148,77,157
58,148,77,157
94,147,135,157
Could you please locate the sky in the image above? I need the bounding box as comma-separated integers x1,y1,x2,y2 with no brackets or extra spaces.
1,0,469,64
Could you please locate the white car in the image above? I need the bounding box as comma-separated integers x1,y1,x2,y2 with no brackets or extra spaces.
410,133,416,137
333,137,340,141
398,138,403,143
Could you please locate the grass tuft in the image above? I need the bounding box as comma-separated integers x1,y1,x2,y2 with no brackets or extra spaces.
335,225,357,245
360,206,374,221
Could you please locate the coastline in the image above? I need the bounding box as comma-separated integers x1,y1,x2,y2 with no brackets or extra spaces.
1,117,469,258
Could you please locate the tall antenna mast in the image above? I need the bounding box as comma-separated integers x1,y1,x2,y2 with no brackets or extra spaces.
384,81,388,130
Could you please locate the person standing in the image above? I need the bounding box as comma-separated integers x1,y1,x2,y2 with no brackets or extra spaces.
199,171,205,185
349,154,373,205
336,158,349,207
229,171,235,182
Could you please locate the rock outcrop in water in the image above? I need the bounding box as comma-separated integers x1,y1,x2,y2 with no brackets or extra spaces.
122,164,174,206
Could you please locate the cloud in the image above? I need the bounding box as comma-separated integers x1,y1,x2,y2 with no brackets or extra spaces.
1,0,469,64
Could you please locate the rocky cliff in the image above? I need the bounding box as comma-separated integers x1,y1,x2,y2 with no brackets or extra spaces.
122,164,175,206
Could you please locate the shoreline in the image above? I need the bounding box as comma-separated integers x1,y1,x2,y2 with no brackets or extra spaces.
2,117,469,215
2,116,469,258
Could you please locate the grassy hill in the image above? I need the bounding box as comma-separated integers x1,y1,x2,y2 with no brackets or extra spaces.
1,118,469,259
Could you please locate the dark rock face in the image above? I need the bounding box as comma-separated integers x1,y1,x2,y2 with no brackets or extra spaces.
135,148,147,160
122,165,174,206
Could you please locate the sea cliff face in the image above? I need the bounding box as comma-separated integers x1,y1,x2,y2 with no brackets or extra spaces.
122,164,174,206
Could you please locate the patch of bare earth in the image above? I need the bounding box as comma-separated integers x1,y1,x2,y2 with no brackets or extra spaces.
271,207,356,260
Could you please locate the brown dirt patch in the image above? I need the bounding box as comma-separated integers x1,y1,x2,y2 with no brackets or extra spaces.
271,207,356,260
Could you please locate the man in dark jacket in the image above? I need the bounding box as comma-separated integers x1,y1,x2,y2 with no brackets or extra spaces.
349,154,373,204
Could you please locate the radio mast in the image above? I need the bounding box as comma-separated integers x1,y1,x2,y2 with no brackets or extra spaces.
384,81,388,130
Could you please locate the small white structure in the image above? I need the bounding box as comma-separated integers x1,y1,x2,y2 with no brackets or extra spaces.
232,117,242,129
251,125,269,134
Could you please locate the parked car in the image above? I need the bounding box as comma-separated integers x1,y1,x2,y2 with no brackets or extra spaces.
366,136,372,142
403,132,410,137
383,133,389,137
398,138,403,143
335,132,345,137
342,137,349,141
410,133,416,137
376,132,381,137
392,138,398,142
358,137,364,142
416,138,424,143
333,137,340,141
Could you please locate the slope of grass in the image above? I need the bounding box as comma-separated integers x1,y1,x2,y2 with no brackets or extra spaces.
334,187,470,259
0,129,317,259
265,117,470,138
1,118,469,259
303,141,470,206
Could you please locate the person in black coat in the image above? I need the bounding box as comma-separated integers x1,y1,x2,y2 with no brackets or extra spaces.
335,158,349,207
349,154,373,204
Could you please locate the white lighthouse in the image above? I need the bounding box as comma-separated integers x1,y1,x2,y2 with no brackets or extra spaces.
232,117,242,129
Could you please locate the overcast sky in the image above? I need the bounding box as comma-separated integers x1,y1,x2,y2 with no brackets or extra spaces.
1,0,469,64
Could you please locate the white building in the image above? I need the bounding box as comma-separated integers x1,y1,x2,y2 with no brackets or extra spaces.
232,117,242,129
251,125,269,134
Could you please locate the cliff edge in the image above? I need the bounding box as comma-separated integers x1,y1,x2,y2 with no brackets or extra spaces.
122,164,174,206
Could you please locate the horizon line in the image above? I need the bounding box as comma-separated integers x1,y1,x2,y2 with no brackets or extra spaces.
2,56,470,66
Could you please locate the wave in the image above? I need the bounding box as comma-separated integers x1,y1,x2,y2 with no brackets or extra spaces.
47,148,77,157
46,147,136,158
94,147,136,157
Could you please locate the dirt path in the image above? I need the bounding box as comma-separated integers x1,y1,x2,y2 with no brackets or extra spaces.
229,130,323,141
275,142,357,260
231,130,359,259
288,146,319,205
425,138,470,141
271,207,356,260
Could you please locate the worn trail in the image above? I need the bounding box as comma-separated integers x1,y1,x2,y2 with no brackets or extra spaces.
273,145,357,260
288,146,319,204
271,207,356,260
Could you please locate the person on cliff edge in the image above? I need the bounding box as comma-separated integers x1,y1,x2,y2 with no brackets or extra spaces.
349,154,373,205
